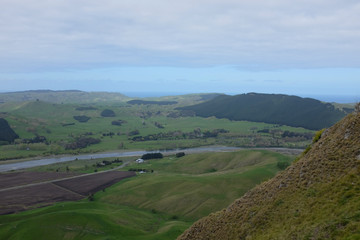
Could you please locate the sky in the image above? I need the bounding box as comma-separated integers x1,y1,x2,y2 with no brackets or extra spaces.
0,0,359,102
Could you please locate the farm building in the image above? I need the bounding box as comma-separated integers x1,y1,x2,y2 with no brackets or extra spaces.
136,158,144,163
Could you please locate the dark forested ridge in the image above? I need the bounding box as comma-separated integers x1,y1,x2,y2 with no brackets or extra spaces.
0,118,19,143
178,93,347,130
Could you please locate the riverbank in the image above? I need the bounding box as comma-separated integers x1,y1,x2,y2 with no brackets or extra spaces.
0,146,304,172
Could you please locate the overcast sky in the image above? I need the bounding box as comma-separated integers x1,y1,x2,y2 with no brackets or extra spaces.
0,0,359,101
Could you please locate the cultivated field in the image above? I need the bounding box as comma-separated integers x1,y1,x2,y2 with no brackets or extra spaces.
0,170,135,215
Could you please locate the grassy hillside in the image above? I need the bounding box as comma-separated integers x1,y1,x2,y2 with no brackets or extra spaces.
0,201,192,240
102,150,291,220
178,93,348,130
178,111,360,239
0,150,293,240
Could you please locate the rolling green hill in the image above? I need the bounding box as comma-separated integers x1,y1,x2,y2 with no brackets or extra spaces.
178,110,360,239
102,150,292,220
0,150,293,240
178,93,348,130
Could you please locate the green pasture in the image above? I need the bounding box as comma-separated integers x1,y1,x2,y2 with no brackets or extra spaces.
0,150,294,239
0,197,191,240
0,100,312,160
107,150,291,220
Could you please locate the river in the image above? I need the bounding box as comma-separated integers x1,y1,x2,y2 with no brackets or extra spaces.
0,146,245,172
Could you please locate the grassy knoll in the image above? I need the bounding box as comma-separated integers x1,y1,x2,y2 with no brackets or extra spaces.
0,150,293,239
0,200,191,240
100,150,293,220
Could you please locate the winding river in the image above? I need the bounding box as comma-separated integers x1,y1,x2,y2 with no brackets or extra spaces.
0,146,244,172
0,146,303,173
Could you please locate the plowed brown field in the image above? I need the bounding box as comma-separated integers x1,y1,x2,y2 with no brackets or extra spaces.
0,171,135,215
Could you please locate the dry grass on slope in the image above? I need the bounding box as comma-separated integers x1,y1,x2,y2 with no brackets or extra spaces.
178,112,360,240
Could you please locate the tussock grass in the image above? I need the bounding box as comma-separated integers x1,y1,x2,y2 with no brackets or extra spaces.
178,113,360,240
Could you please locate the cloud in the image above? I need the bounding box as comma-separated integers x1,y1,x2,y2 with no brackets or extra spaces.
0,0,360,72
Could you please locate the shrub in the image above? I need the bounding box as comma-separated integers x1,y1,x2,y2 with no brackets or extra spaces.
101,109,115,117
111,120,126,126
176,152,185,158
76,106,97,111
128,130,140,136
312,129,326,144
141,153,163,160
277,161,290,170
88,193,94,201
65,137,101,150
73,115,91,123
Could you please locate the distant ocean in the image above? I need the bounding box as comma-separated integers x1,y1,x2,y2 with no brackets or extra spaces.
302,95,360,104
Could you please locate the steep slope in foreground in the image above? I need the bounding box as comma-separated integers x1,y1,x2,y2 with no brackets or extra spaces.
178,111,360,240
177,93,347,130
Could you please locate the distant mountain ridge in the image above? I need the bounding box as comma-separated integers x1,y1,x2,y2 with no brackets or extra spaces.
178,109,360,239
0,90,129,104
178,93,348,130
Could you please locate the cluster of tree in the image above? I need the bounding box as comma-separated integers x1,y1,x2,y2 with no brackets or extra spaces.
277,161,290,170
176,152,185,158
102,132,115,137
128,168,154,173
141,153,163,160
128,129,140,136
167,110,195,118
127,100,177,105
178,93,346,130
73,115,91,122
131,128,229,142
0,118,19,144
101,109,115,117
75,106,97,111
138,111,161,119
21,135,47,144
154,121,164,128
94,158,123,167
61,123,75,127
65,137,101,150
257,129,313,141
281,130,313,140
111,119,127,126
202,128,229,137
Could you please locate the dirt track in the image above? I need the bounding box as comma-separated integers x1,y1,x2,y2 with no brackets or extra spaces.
0,171,135,215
